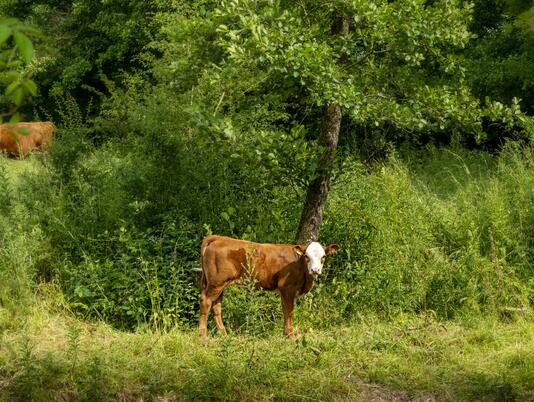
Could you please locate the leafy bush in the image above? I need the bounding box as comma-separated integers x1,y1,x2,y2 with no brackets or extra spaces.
317,145,533,321
59,219,200,331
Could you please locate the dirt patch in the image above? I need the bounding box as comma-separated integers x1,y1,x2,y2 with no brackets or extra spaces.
355,380,442,401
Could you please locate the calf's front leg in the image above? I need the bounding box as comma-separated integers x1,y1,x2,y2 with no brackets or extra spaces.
280,290,296,338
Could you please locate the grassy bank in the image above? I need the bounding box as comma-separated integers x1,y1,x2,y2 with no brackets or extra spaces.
1,304,533,401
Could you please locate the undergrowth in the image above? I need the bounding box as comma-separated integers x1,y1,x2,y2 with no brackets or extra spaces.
1,143,533,332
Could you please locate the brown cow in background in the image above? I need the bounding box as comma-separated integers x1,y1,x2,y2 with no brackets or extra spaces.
0,122,56,157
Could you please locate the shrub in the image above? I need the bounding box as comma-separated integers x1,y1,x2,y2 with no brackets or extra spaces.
318,145,533,321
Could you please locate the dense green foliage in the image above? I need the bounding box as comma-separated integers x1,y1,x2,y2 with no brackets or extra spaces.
1,0,532,144
1,1,533,398
1,144,533,332
0,0,532,330
0,0,182,115
469,0,534,113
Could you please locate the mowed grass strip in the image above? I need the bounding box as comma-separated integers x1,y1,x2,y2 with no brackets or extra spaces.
1,309,533,401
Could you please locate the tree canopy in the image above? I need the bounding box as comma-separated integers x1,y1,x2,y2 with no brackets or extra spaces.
0,0,532,147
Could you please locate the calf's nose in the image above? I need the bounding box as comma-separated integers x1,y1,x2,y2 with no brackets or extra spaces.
310,267,322,275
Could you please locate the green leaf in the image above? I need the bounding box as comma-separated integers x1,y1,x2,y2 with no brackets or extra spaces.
22,79,37,96
5,80,20,96
6,60,22,69
0,18,19,27
21,26,43,37
13,31,34,64
0,71,19,84
0,25,11,45
9,112,21,124
11,86,25,106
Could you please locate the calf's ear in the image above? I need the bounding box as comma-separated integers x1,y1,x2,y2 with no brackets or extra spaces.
324,244,338,256
294,245,306,256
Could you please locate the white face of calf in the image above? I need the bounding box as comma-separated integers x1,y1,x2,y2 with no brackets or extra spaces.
295,242,338,276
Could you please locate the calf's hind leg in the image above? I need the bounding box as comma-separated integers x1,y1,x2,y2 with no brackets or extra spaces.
198,290,212,338
212,292,227,335
198,285,225,338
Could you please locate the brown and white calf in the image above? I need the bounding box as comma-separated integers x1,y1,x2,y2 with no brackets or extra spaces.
198,235,338,337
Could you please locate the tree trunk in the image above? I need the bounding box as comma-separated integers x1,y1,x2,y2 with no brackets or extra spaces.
295,14,349,245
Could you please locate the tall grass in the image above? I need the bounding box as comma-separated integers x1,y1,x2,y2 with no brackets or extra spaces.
2,141,532,332
1,310,533,401
315,144,533,323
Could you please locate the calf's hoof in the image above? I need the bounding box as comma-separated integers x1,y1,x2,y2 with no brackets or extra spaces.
284,330,298,339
